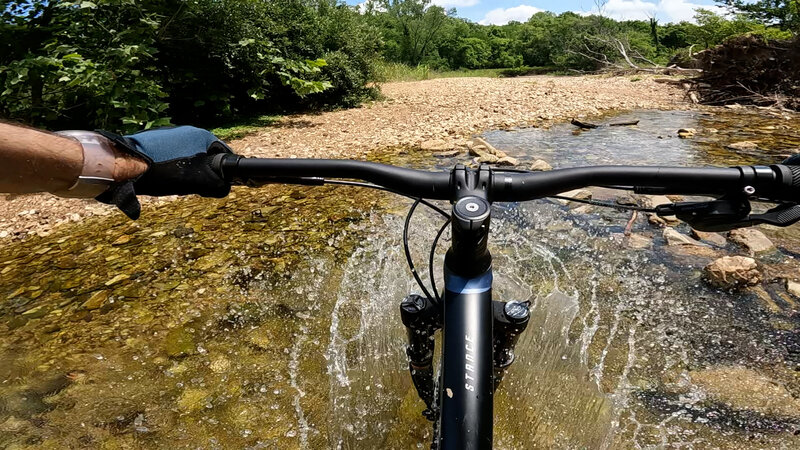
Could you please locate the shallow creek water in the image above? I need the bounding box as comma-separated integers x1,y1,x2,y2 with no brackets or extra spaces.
2,109,800,449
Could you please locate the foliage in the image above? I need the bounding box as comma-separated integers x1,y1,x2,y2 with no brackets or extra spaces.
0,0,792,133
0,0,381,132
364,1,791,72
209,115,281,141
721,0,799,32
373,61,511,82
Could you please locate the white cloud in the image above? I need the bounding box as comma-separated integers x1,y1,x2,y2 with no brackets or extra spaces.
583,0,727,23
432,0,480,6
357,0,478,13
480,5,544,25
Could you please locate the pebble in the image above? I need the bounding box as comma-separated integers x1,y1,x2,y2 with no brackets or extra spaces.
786,280,800,298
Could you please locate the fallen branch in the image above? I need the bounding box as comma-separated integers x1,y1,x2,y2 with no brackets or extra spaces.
624,210,637,236
653,78,686,85
571,118,599,129
609,120,639,126
572,118,639,128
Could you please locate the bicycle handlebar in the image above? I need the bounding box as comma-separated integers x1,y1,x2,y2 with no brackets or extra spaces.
213,155,800,203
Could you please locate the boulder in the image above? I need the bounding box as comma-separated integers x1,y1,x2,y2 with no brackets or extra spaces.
468,145,494,159
495,156,519,166
530,159,553,171
472,137,507,158
690,229,728,247
420,139,452,152
677,128,696,138
703,256,761,290
476,154,499,164
643,195,679,225
728,228,774,253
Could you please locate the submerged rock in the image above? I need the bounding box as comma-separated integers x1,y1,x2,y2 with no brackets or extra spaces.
663,228,704,246
611,233,652,249
177,388,211,413
690,366,800,418
432,149,461,157
82,290,108,310
677,128,696,138
786,280,800,298
725,141,760,151
703,256,761,290
728,228,775,254
420,139,451,152
164,326,197,357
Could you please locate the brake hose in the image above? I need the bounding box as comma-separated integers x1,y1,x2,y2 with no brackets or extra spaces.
547,195,657,212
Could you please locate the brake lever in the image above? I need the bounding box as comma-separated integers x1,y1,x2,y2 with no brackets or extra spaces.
656,199,800,232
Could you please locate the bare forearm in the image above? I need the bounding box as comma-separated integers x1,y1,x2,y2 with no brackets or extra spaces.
0,122,83,193
0,122,148,195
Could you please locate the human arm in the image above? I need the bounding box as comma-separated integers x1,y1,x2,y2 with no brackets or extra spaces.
0,122,234,220
0,121,148,194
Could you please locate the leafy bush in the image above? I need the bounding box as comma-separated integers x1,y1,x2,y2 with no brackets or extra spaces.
0,0,381,132
0,1,170,132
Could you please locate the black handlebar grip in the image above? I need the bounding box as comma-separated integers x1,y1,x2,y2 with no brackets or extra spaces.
770,163,800,202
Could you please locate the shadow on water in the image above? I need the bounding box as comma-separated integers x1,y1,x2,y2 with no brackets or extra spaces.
1,109,800,448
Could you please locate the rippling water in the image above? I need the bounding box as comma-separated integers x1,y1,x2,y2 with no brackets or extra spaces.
1,109,800,449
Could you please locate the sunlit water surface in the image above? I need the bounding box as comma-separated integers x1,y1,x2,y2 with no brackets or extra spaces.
1,109,800,449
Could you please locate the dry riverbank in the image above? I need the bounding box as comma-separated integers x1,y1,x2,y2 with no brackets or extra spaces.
1,75,684,238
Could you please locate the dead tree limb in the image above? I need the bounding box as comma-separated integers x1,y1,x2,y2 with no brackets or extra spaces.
609,120,639,126
571,118,599,129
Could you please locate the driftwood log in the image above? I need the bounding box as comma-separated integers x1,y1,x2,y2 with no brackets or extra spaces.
571,118,598,129
609,120,640,126
571,118,639,129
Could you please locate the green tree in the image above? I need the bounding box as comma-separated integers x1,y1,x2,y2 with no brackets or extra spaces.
721,0,799,32
382,0,447,65
0,0,380,132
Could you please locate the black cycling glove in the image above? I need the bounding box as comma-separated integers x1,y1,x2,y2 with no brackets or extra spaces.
97,126,234,220
784,154,800,165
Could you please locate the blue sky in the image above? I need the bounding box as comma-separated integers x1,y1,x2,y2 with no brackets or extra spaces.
346,0,727,25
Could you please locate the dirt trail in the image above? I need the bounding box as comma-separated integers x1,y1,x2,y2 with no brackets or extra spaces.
1,75,684,239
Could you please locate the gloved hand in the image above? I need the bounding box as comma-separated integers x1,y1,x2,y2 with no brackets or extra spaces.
97,126,234,220
784,154,800,165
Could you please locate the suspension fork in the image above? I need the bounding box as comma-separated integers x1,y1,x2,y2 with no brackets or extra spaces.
400,294,441,420
400,165,531,449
